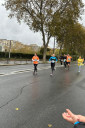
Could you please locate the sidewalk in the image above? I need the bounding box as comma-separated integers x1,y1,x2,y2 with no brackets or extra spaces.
0,60,47,66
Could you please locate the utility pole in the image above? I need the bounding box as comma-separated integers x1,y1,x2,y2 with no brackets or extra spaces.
9,40,11,59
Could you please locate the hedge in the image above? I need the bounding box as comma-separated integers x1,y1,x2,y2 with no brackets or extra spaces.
0,52,51,60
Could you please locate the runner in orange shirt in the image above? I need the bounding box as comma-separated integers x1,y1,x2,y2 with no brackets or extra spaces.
66,54,72,70
32,53,39,75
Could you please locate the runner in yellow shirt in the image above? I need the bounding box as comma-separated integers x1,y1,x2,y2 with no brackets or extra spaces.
78,56,84,72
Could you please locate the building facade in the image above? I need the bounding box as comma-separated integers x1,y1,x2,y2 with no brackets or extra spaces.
0,39,15,52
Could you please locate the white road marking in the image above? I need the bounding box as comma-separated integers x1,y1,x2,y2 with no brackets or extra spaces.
0,65,63,77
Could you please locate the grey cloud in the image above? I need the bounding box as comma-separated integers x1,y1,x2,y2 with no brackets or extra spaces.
0,2,43,46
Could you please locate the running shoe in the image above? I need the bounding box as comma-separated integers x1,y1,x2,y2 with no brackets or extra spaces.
50,73,53,76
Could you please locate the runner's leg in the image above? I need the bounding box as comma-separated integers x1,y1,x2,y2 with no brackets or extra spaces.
68,64,69,70
78,65,81,72
65,62,66,68
35,64,37,72
52,66,53,74
50,63,53,75
52,63,55,74
53,63,55,70
33,64,36,75
35,64,38,74
68,62,70,70
64,62,66,68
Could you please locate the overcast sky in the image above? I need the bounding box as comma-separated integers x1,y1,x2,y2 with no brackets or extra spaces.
0,0,85,48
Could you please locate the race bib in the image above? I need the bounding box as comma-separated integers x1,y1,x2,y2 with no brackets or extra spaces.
68,58,70,60
64,59,66,62
52,60,55,63
35,59,37,61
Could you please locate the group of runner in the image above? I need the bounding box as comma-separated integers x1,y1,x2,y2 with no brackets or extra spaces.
49,54,73,76
32,53,84,75
60,54,72,70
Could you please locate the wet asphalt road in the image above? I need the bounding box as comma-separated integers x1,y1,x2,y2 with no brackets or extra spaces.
0,63,85,128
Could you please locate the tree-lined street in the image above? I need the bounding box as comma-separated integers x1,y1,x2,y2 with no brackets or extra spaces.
0,64,85,128
0,1,85,128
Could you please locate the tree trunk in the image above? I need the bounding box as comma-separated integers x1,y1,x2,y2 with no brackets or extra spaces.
41,27,50,62
59,44,62,56
43,46,47,63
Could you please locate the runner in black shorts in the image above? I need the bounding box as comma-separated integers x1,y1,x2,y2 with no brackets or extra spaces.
66,54,72,70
